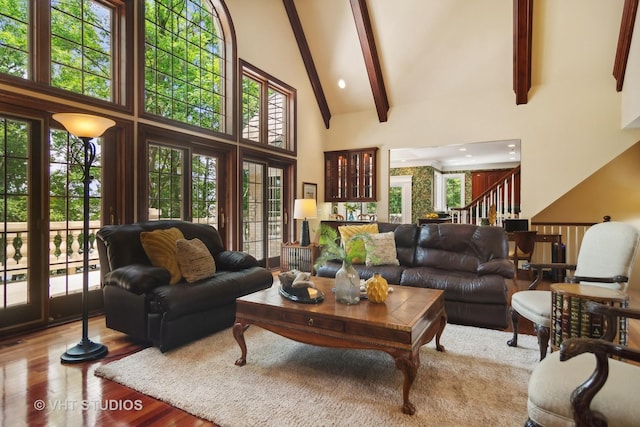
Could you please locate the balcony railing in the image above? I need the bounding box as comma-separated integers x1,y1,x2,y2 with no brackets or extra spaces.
1,220,102,308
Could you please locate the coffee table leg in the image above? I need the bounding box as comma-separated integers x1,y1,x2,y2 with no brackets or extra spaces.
233,322,249,366
395,353,418,415
435,313,447,352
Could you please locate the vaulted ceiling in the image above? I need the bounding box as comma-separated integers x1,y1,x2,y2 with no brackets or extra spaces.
285,0,637,130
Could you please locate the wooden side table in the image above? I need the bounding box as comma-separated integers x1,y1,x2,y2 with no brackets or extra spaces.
280,243,320,274
550,283,628,352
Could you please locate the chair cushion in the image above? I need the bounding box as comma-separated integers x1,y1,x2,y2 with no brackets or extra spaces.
511,290,552,327
528,351,640,427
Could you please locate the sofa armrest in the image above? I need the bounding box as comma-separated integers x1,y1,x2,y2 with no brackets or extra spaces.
216,250,259,271
103,264,171,295
477,258,515,278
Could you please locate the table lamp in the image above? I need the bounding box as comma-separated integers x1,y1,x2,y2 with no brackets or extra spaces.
52,112,115,363
293,199,317,246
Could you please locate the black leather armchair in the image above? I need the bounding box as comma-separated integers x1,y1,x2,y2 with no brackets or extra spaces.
97,220,273,352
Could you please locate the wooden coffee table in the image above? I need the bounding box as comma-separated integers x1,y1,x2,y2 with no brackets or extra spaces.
233,276,447,415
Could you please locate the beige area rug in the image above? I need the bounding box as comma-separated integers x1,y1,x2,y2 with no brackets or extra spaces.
95,324,540,427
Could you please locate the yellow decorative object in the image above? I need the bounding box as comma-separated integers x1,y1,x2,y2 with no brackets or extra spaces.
365,273,389,303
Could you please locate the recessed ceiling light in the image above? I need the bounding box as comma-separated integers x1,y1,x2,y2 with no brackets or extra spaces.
508,143,516,148
338,79,346,89
509,151,516,155
465,154,472,158
459,148,467,151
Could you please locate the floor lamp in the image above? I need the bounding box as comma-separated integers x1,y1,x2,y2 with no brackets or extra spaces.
53,113,115,364
293,199,317,247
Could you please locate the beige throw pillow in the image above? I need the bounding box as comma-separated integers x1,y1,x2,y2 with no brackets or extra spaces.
140,227,185,285
175,238,216,283
365,232,400,266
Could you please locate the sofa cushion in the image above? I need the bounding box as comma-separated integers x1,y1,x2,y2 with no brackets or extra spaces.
400,266,508,305
338,223,379,264
413,224,509,273
365,231,400,266
140,227,185,284
176,238,216,283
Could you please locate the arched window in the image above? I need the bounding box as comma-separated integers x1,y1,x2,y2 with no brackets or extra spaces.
143,0,235,135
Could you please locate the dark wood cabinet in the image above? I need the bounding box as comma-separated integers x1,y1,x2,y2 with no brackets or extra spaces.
324,148,378,202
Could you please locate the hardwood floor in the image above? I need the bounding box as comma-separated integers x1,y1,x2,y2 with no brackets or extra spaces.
1,276,638,427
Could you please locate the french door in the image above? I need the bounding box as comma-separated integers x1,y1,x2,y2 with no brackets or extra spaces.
0,112,119,331
0,115,46,329
241,156,293,269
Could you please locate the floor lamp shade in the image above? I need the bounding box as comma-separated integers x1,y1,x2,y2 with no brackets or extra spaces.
53,113,115,363
294,199,317,247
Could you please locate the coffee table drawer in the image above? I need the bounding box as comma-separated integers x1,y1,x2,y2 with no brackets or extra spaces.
283,312,344,332
240,303,345,332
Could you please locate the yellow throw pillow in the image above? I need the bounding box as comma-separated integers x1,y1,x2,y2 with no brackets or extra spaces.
338,223,379,264
140,227,185,285
175,238,217,283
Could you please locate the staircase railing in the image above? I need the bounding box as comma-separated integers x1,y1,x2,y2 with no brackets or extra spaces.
451,165,520,226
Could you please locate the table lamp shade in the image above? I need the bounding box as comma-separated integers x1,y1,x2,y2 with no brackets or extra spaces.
293,199,316,246
294,199,317,220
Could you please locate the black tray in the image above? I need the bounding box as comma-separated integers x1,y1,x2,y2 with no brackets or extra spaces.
279,285,325,304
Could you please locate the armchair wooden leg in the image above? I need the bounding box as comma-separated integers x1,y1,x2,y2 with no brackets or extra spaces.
534,323,549,360
507,307,519,347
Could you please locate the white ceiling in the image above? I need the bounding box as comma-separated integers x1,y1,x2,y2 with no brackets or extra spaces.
294,0,512,116
389,139,521,171
293,0,521,170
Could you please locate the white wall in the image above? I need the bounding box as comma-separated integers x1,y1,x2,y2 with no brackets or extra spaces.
226,0,640,224
622,6,640,128
320,0,640,220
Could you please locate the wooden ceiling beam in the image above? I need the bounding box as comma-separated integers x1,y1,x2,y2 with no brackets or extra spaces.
513,0,533,105
613,0,639,92
349,0,389,122
283,0,331,129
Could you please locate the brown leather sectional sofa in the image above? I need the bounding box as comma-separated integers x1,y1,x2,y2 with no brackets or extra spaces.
317,222,515,329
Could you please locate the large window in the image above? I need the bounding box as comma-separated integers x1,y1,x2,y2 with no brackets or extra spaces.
144,0,229,132
0,0,30,79
51,1,114,100
148,144,183,220
241,61,296,152
147,141,221,227
0,0,121,103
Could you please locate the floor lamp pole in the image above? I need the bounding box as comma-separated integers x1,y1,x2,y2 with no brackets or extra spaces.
60,136,108,363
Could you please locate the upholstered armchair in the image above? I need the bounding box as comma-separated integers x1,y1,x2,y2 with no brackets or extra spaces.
526,301,640,426
508,221,640,360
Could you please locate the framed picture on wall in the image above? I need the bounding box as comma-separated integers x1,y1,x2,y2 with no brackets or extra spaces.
302,182,317,201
